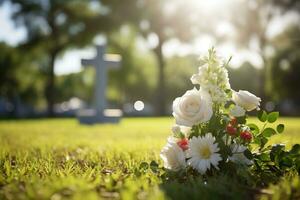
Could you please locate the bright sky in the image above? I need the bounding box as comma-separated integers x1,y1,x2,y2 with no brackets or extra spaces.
0,2,26,46
0,0,298,75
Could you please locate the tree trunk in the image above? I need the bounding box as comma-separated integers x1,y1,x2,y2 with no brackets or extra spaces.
154,40,166,116
258,10,273,110
45,52,57,117
260,56,267,107
259,34,269,109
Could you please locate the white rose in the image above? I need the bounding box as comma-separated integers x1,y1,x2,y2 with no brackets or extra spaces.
172,88,213,127
160,141,186,171
232,90,261,111
230,105,246,117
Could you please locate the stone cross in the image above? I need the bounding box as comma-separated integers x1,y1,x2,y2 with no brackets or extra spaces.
81,45,121,113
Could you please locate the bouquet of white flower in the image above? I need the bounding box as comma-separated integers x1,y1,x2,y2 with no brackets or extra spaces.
160,48,300,179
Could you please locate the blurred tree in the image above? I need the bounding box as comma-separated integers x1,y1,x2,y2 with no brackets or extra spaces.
269,25,300,107
55,70,94,104
0,43,19,101
228,0,275,103
0,42,45,115
228,0,300,105
132,0,196,115
271,0,300,13
54,25,157,110
107,25,156,105
228,62,260,94
165,55,197,111
3,0,129,116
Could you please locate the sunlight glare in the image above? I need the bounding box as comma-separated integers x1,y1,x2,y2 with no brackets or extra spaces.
189,0,230,13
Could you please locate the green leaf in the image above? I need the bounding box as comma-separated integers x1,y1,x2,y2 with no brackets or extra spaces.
280,156,293,168
258,110,267,122
258,153,270,161
290,144,300,155
174,131,184,139
225,89,232,94
236,116,246,124
139,162,149,170
260,137,268,149
262,128,276,137
224,101,234,109
247,123,260,135
295,158,300,175
270,144,285,162
243,149,253,160
254,137,261,146
276,124,285,133
150,161,159,173
267,112,279,123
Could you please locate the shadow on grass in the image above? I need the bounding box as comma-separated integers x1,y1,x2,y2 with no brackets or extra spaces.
159,174,256,200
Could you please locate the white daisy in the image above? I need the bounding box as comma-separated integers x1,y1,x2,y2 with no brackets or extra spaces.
187,133,222,174
229,144,253,165
160,140,186,171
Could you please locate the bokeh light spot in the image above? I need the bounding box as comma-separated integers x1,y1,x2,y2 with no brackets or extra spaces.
134,100,144,111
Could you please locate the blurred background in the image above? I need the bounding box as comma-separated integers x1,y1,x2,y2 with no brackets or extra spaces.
0,0,299,118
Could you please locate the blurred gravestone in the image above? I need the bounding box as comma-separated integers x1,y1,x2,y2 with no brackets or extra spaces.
77,45,122,124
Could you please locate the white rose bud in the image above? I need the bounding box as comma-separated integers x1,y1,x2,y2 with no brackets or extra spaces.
230,105,246,117
172,88,213,127
232,90,261,111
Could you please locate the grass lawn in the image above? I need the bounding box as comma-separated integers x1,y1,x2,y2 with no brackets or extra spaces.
0,117,300,199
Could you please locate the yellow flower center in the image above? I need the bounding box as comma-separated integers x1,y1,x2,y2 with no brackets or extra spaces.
200,145,212,159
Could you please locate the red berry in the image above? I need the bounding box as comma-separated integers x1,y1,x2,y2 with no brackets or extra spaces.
226,124,237,135
177,138,188,151
240,131,252,141
230,117,237,126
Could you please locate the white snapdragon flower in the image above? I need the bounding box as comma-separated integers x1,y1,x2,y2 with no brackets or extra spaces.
232,90,261,111
190,49,231,103
187,133,222,174
229,144,253,165
172,88,213,127
160,140,186,171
